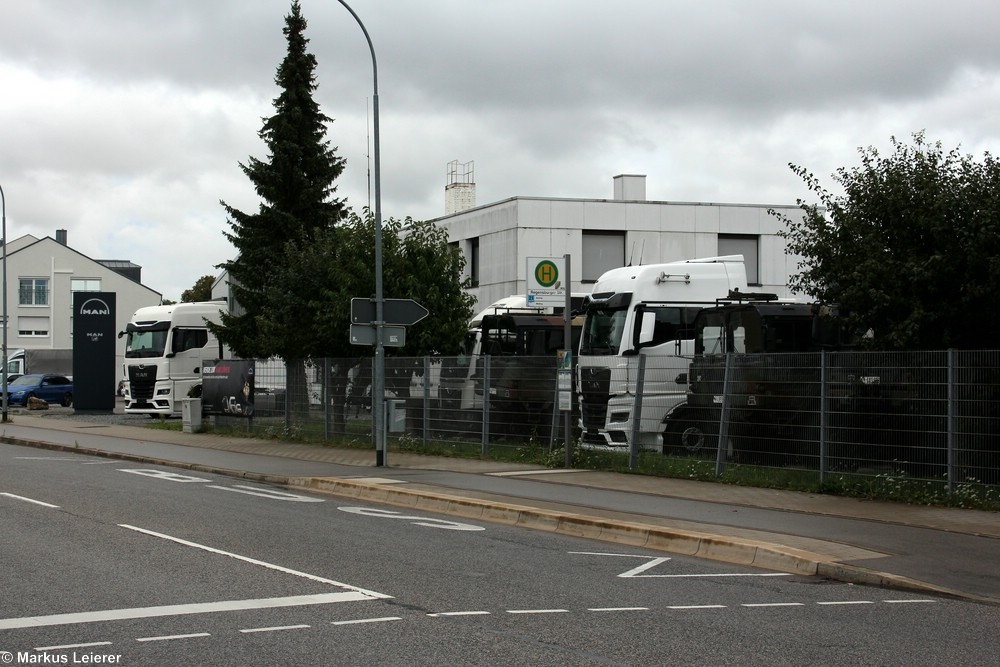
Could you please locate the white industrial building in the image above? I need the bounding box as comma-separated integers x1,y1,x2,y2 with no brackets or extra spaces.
2,230,162,377
432,168,805,311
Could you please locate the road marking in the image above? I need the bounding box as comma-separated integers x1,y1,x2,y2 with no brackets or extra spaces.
506,609,570,615
136,633,212,642
331,617,402,626
588,607,649,612
427,611,491,617
208,485,324,502
118,524,391,598
119,469,210,483
668,605,728,610
14,457,81,461
0,593,372,630
487,469,586,477
339,507,485,531
817,600,875,605
570,551,791,579
35,642,113,651
884,599,936,604
742,603,805,607
240,624,311,634
0,492,59,508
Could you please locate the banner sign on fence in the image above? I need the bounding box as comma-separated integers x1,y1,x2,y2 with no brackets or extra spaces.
202,359,255,417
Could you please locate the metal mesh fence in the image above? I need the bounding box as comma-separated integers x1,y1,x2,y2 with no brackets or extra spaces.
206,351,999,490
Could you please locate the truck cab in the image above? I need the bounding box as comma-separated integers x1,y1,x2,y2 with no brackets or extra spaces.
121,302,226,416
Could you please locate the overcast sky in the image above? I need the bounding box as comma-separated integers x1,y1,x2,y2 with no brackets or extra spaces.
2,0,999,301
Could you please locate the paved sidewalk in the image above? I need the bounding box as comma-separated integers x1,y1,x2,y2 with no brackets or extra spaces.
2,412,999,605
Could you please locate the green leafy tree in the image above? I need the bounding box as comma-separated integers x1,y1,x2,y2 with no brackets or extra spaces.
180,275,214,303
773,132,1000,350
270,210,474,433
213,0,347,361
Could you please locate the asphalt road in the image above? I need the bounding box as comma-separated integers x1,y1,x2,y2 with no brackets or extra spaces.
3,446,1000,667
5,410,1000,604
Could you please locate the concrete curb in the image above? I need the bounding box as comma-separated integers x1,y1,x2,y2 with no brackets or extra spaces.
293,476,977,600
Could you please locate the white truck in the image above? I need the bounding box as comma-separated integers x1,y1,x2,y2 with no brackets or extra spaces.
120,301,228,416
4,348,73,381
576,256,749,453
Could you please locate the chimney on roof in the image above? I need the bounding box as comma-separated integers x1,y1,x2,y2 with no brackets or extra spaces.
56,229,68,245
613,174,646,201
445,160,476,214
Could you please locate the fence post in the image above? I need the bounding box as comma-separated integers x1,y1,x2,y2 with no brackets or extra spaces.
481,355,491,456
323,357,330,441
716,353,733,477
629,355,646,470
549,378,560,452
947,348,956,493
423,356,431,448
819,351,828,483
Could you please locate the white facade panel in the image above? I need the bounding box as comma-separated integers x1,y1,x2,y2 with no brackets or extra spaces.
431,177,807,312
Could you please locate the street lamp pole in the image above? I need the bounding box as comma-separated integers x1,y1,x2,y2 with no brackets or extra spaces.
336,0,387,465
1,183,8,423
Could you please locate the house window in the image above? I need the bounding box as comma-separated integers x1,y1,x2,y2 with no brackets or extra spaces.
582,231,625,282
71,278,102,292
17,316,49,337
719,234,760,285
469,238,480,287
19,278,49,306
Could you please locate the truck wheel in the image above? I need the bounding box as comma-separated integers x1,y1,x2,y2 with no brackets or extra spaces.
664,416,717,456
61,393,73,408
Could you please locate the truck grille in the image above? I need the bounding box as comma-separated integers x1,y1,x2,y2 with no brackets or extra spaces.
579,366,611,429
128,365,157,400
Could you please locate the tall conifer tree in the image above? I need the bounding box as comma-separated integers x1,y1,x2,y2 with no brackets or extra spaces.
215,0,346,359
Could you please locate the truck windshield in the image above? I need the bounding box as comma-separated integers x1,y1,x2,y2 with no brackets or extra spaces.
125,329,168,358
580,309,628,354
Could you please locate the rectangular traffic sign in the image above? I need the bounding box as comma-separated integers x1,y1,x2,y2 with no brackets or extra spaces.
351,298,429,326
350,324,406,347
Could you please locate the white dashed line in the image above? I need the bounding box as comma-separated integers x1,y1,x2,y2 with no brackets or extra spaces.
589,607,649,612
742,603,805,607
240,624,311,634
427,611,491,617
817,600,875,605
668,605,728,610
34,642,113,651
507,609,570,615
331,617,403,626
136,633,212,642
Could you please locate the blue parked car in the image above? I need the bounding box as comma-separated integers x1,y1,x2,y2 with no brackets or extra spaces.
4,373,74,407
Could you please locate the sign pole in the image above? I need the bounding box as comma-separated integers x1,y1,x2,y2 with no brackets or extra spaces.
563,253,573,468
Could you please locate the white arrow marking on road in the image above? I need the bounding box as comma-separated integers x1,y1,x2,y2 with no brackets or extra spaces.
339,506,485,531
570,551,791,578
119,469,210,483
207,485,324,502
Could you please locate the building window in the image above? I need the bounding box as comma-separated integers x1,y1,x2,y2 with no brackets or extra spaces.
469,238,480,287
582,231,625,283
71,278,101,292
17,316,49,337
719,234,760,285
19,278,49,306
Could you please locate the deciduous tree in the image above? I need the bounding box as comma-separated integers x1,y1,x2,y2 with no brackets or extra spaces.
773,132,1000,350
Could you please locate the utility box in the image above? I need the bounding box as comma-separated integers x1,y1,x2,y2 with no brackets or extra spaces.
387,399,406,433
182,398,202,433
